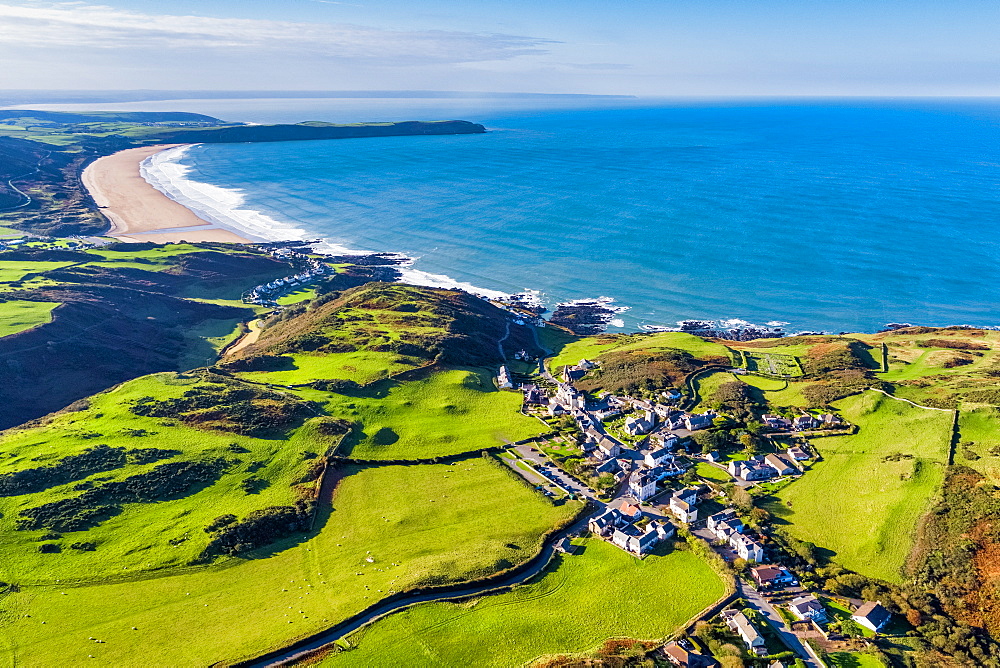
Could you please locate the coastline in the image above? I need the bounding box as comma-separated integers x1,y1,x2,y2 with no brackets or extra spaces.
81,145,254,244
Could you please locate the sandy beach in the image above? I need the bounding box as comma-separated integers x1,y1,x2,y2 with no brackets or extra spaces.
82,145,253,244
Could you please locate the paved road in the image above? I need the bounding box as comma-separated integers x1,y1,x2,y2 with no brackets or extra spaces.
513,444,597,501
738,581,824,668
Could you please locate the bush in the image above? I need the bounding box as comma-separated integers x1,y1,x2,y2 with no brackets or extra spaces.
130,377,315,436
0,444,178,497
16,459,229,532
310,378,362,393
217,354,293,372
200,502,313,558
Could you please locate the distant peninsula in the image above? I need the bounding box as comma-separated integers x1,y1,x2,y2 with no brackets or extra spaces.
0,110,485,236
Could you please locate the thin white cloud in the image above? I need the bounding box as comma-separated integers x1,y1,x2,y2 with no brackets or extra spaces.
0,2,554,64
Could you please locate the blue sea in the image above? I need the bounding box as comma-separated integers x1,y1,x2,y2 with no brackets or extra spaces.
136,98,1000,333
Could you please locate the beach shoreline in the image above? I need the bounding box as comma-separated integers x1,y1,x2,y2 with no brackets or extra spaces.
81,145,254,244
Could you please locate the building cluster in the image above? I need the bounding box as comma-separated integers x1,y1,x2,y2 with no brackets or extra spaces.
242,249,334,306
588,500,674,557
762,412,842,432
727,451,801,482
706,509,766,562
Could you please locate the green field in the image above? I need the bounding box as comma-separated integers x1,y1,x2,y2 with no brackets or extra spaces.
695,462,732,483
826,652,885,668
0,300,59,337
320,538,725,667
548,332,730,372
297,368,546,460
2,458,577,667
693,370,811,411
0,260,75,283
0,373,322,584
238,350,424,386
765,391,952,583
277,287,317,305
955,407,1000,483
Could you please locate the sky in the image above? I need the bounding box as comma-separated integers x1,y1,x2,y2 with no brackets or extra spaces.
0,0,997,96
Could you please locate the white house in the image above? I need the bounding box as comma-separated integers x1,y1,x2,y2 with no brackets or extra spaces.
612,520,673,556
786,445,810,461
596,437,622,460
762,414,792,430
628,471,657,502
669,487,699,523
852,601,892,633
654,433,679,449
730,533,765,562
764,454,798,476
793,415,819,431
644,448,673,468
684,412,715,431
497,366,515,389
723,610,766,655
729,460,774,482
789,595,828,622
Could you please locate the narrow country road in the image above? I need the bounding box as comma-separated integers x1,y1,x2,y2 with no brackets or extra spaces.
738,581,824,668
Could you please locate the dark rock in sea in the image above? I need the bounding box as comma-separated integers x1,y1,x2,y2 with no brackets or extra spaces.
324,253,407,266
550,302,617,336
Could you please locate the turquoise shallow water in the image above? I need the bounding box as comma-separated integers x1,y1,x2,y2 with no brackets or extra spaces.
158,101,1000,333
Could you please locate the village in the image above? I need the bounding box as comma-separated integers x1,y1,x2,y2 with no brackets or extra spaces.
494,356,892,668
241,246,336,306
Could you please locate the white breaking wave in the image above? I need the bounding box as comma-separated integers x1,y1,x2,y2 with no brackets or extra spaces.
141,145,514,301
397,264,509,300
141,145,311,243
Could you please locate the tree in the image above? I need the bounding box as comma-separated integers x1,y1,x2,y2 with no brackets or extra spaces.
731,486,754,512
691,429,729,454
596,473,617,492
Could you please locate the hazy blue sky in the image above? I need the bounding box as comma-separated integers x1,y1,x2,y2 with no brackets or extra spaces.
0,0,996,95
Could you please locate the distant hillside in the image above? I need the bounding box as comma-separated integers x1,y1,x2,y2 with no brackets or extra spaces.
148,120,486,144
0,116,486,236
0,244,291,429
0,110,227,124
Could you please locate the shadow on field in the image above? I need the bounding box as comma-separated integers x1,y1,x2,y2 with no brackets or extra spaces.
239,465,356,560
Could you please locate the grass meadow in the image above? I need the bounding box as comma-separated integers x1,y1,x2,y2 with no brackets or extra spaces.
694,370,810,411
296,368,546,460
319,538,725,668
239,350,423,386
1,459,578,667
765,391,952,583
0,372,320,584
0,300,59,338
0,261,75,283
548,332,730,372
955,407,1000,483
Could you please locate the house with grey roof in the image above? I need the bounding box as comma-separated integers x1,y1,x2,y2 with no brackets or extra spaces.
628,470,657,502
789,595,827,622
764,453,798,476
852,601,892,633
722,610,766,655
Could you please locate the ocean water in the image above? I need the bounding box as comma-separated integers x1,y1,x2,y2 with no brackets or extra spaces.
144,100,1000,333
